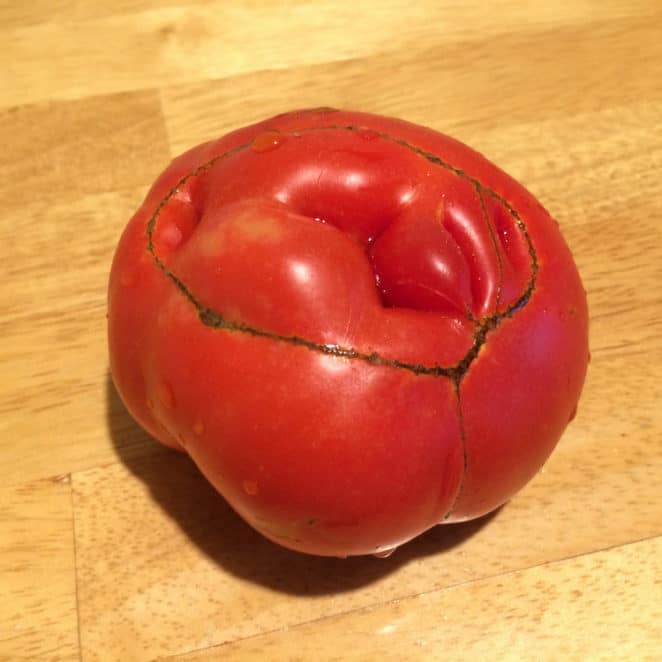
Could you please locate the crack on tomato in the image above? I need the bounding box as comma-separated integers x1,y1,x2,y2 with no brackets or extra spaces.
145,124,542,527
146,125,538,386
475,183,504,311
443,380,468,520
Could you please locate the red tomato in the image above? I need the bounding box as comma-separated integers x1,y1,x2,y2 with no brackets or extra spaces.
108,109,589,557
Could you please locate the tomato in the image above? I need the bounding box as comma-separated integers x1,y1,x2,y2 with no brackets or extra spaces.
108,108,588,557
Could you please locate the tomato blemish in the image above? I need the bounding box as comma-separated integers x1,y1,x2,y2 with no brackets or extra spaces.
243,480,259,496
157,382,176,410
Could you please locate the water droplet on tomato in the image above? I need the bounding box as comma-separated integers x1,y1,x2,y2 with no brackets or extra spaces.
157,382,175,409
243,480,259,496
251,131,286,153
172,187,192,204
374,547,396,558
357,128,380,141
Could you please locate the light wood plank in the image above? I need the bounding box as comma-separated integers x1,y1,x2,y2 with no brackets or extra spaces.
0,189,169,487
161,15,661,154
0,478,79,660
0,91,170,208
0,90,170,487
180,537,662,660
2,1,659,108
0,0,214,29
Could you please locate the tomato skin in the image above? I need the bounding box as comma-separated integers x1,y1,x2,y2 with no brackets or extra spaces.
108,109,588,556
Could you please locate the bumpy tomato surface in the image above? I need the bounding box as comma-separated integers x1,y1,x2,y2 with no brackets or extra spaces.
108,108,588,557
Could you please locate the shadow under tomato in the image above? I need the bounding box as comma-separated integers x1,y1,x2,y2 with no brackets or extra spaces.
106,371,497,596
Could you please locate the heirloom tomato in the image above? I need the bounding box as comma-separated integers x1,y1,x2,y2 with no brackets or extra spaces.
108,109,588,557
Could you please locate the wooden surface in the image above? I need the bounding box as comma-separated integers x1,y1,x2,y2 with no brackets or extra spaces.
1,1,661,659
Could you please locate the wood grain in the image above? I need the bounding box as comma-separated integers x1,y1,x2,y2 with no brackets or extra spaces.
161,14,662,154
0,92,170,487
0,478,78,660
181,537,662,661
4,1,658,108
1,1,661,659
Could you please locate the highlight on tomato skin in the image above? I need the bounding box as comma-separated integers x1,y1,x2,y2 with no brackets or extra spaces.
108,108,589,557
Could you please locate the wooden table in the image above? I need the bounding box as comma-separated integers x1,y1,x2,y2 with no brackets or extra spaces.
2,2,660,659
